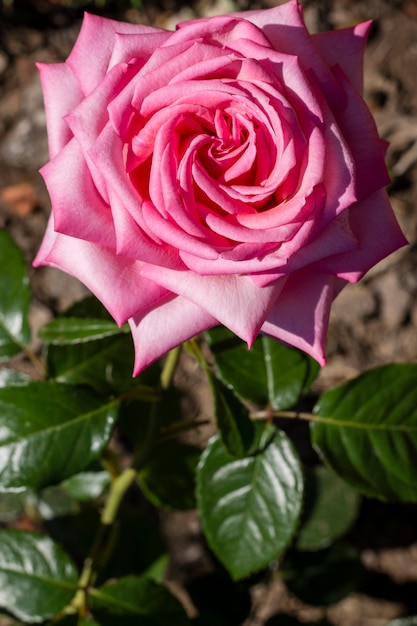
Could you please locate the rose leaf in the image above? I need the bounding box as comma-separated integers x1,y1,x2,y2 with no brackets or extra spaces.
39,317,130,345
0,381,118,491
312,363,417,502
0,529,78,622
206,327,320,410
207,369,255,458
196,422,303,579
0,230,31,359
88,576,190,625
296,465,361,551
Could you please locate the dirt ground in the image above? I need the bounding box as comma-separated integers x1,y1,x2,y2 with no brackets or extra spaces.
1,0,417,624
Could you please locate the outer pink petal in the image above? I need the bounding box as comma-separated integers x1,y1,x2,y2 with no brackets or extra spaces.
140,265,286,344
313,189,408,281
331,65,390,199
65,62,130,152
37,63,83,158
261,269,340,365
40,138,116,249
67,13,164,95
33,219,168,326
313,21,371,94
241,0,303,30
242,1,339,95
129,296,217,375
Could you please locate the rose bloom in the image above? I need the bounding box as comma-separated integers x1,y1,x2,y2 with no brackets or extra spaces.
34,0,406,375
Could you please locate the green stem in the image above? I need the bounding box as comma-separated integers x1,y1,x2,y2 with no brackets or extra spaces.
101,468,137,525
73,346,183,616
185,337,206,368
251,409,316,422
160,345,181,390
73,467,137,614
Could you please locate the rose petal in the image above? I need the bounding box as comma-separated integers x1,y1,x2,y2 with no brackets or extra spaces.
250,208,359,287
33,218,168,325
173,14,272,50
313,21,371,94
67,12,161,95
261,269,340,364
37,63,82,158
330,65,391,199
129,295,217,375
140,265,286,345
243,1,340,96
108,31,171,70
313,189,408,281
40,138,115,249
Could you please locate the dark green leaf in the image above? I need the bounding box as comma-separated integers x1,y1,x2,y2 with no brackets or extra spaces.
283,543,362,606
296,465,361,551
61,471,110,501
61,295,112,319
196,422,303,579
312,364,417,502
208,371,254,458
206,327,319,409
47,334,136,394
39,317,129,345
0,382,118,491
45,296,142,394
138,441,200,510
89,576,190,625
0,529,78,622
0,230,31,359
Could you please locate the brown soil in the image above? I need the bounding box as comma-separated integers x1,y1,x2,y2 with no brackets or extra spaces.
1,1,417,625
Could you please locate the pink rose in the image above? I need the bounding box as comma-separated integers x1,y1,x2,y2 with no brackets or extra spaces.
34,1,406,375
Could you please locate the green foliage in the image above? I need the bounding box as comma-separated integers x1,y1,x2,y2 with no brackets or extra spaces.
0,529,78,621
89,576,191,624
312,364,417,501
39,317,130,345
296,465,361,551
0,231,31,359
1,228,417,624
138,441,201,510
61,470,111,501
196,423,303,579
207,370,254,457
206,327,320,409
0,382,118,491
